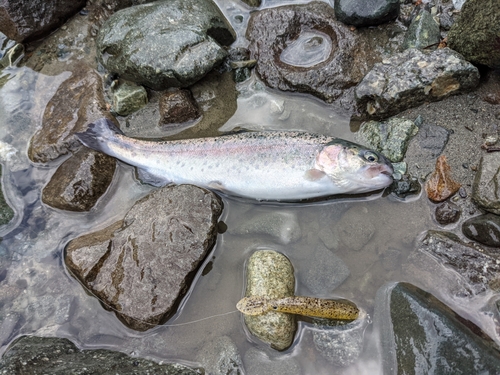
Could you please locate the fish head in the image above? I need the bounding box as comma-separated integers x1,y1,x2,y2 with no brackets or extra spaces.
236,297,271,315
316,140,394,194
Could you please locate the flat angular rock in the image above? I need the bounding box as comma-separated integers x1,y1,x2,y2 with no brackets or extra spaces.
402,9,440,50
425,155,461,202
42,148,116,212
472,153,500,215
159,89,200,126
96,0,235,90
111,81,148,116
355,48,480,119
246,2,373,102
448,0,500,69
28,64,116,163
375,282,500,375
334,0,400,27
0,0,86,43
0,336,202,374
65,184,223,331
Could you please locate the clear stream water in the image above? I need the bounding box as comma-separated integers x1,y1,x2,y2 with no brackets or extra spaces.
0,1,497,374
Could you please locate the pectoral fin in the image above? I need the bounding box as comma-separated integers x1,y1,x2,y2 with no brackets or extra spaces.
304,168,326,181
136,168,170,187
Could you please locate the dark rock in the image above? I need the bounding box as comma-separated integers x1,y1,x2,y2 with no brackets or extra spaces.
42,148,116,212
462,213,500,248
415,123,450,158
390,174,421,199
0,336,202,374
246,2,374,102
196,336,244,375
375,282,500,375
243,250,296,351
448,0,500,69
334,0,399,27
355,48,480,119
356,117,418,162
435,201,461,225
96,0,235,90
425,155,461,202
402,9,440,50
413,231,500,295
28,64,116,163
241,0,261,7
65,184,223,331
111,81,148,116
0,165,14,226
0,0,86,43
159,89,200,126
472,153,500,215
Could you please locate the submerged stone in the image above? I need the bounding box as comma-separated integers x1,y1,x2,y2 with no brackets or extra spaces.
0,165,14,226
448,0,500,69
435,201,461,225
0,336,202,374
462,213,500,248
425,155,461,202
246,2,373,102
355,48,479,119
402,9,440,50
472,153,500,215
390,174,421,199
96,0,235,90
375,282,500,375
196,336,244,375
414,123,450,158
28,64,116,163
334,0,400,27
243,250,296,351
336,206,375,251
65,184,223,331
42,148,116,212
111,81,148,116
357,117,418,162
159,89,200,126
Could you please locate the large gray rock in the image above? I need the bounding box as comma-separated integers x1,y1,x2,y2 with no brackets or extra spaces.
65,184,223,331
246,2,374,102
243,250,296,351
28,64,116,163
374,282,500,375
0,336,202,374
0,0,86,42
355,48,480,119
448,0,500,69
472,153,500,215
96,0,235,90
334,0,400,27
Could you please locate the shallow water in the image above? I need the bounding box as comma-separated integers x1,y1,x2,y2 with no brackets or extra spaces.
0,1,498,374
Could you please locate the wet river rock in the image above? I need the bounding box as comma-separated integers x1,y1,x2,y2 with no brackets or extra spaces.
159,89,200,126
472,152,500,215
28,64,116,164
425,155,461,203
246,2,373,102
0,336,202,374
0,0,86,43
0,165,14,226
375,282,500,374
243,250,296,351
448,0,500,69
65,184,223,331
96,0,235,90
355,48,480,119
334,0,399,27
402,8,440,50
462,213,500,248
111,80,148,116
42,148,116,212
435,201,461,225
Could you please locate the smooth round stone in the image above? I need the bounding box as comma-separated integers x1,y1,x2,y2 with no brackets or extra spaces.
462,213,500,248
435,201,461,225
243,250,296,351
280,31,332,68
334,0,400,27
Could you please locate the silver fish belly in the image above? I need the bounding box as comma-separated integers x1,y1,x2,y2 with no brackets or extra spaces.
76,119,394,201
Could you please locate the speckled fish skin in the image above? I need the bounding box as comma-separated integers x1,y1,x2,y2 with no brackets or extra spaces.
76,118,394,201
237,296,359,320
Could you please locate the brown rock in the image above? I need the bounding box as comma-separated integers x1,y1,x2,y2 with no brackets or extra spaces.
425,155,461,202
65,185,223,331
42,148,116,212
0,0,86,43
158,89,200,126
28,64,116,163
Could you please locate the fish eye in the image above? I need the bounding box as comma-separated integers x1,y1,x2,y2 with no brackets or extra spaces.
272,305,278,310
363,151,378,163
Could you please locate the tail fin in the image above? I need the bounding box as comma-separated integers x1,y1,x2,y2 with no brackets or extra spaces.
76,118,123,155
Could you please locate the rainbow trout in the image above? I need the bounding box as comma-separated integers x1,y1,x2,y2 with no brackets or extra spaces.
236,296,359,320
76,118,393,201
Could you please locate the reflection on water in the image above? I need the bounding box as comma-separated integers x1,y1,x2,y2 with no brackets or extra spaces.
280,31,333,68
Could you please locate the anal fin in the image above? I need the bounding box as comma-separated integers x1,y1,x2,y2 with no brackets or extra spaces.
136,168,170,187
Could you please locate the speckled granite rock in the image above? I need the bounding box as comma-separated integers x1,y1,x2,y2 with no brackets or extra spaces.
355,48,480,119
0,336,202,374
65,184,223,331
96,0,235,90
243,250,296,351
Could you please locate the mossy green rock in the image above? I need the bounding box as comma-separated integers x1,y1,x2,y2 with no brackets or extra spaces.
112,81,148,116
403,9,440,50
0,165,14,226
244,250,296,351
